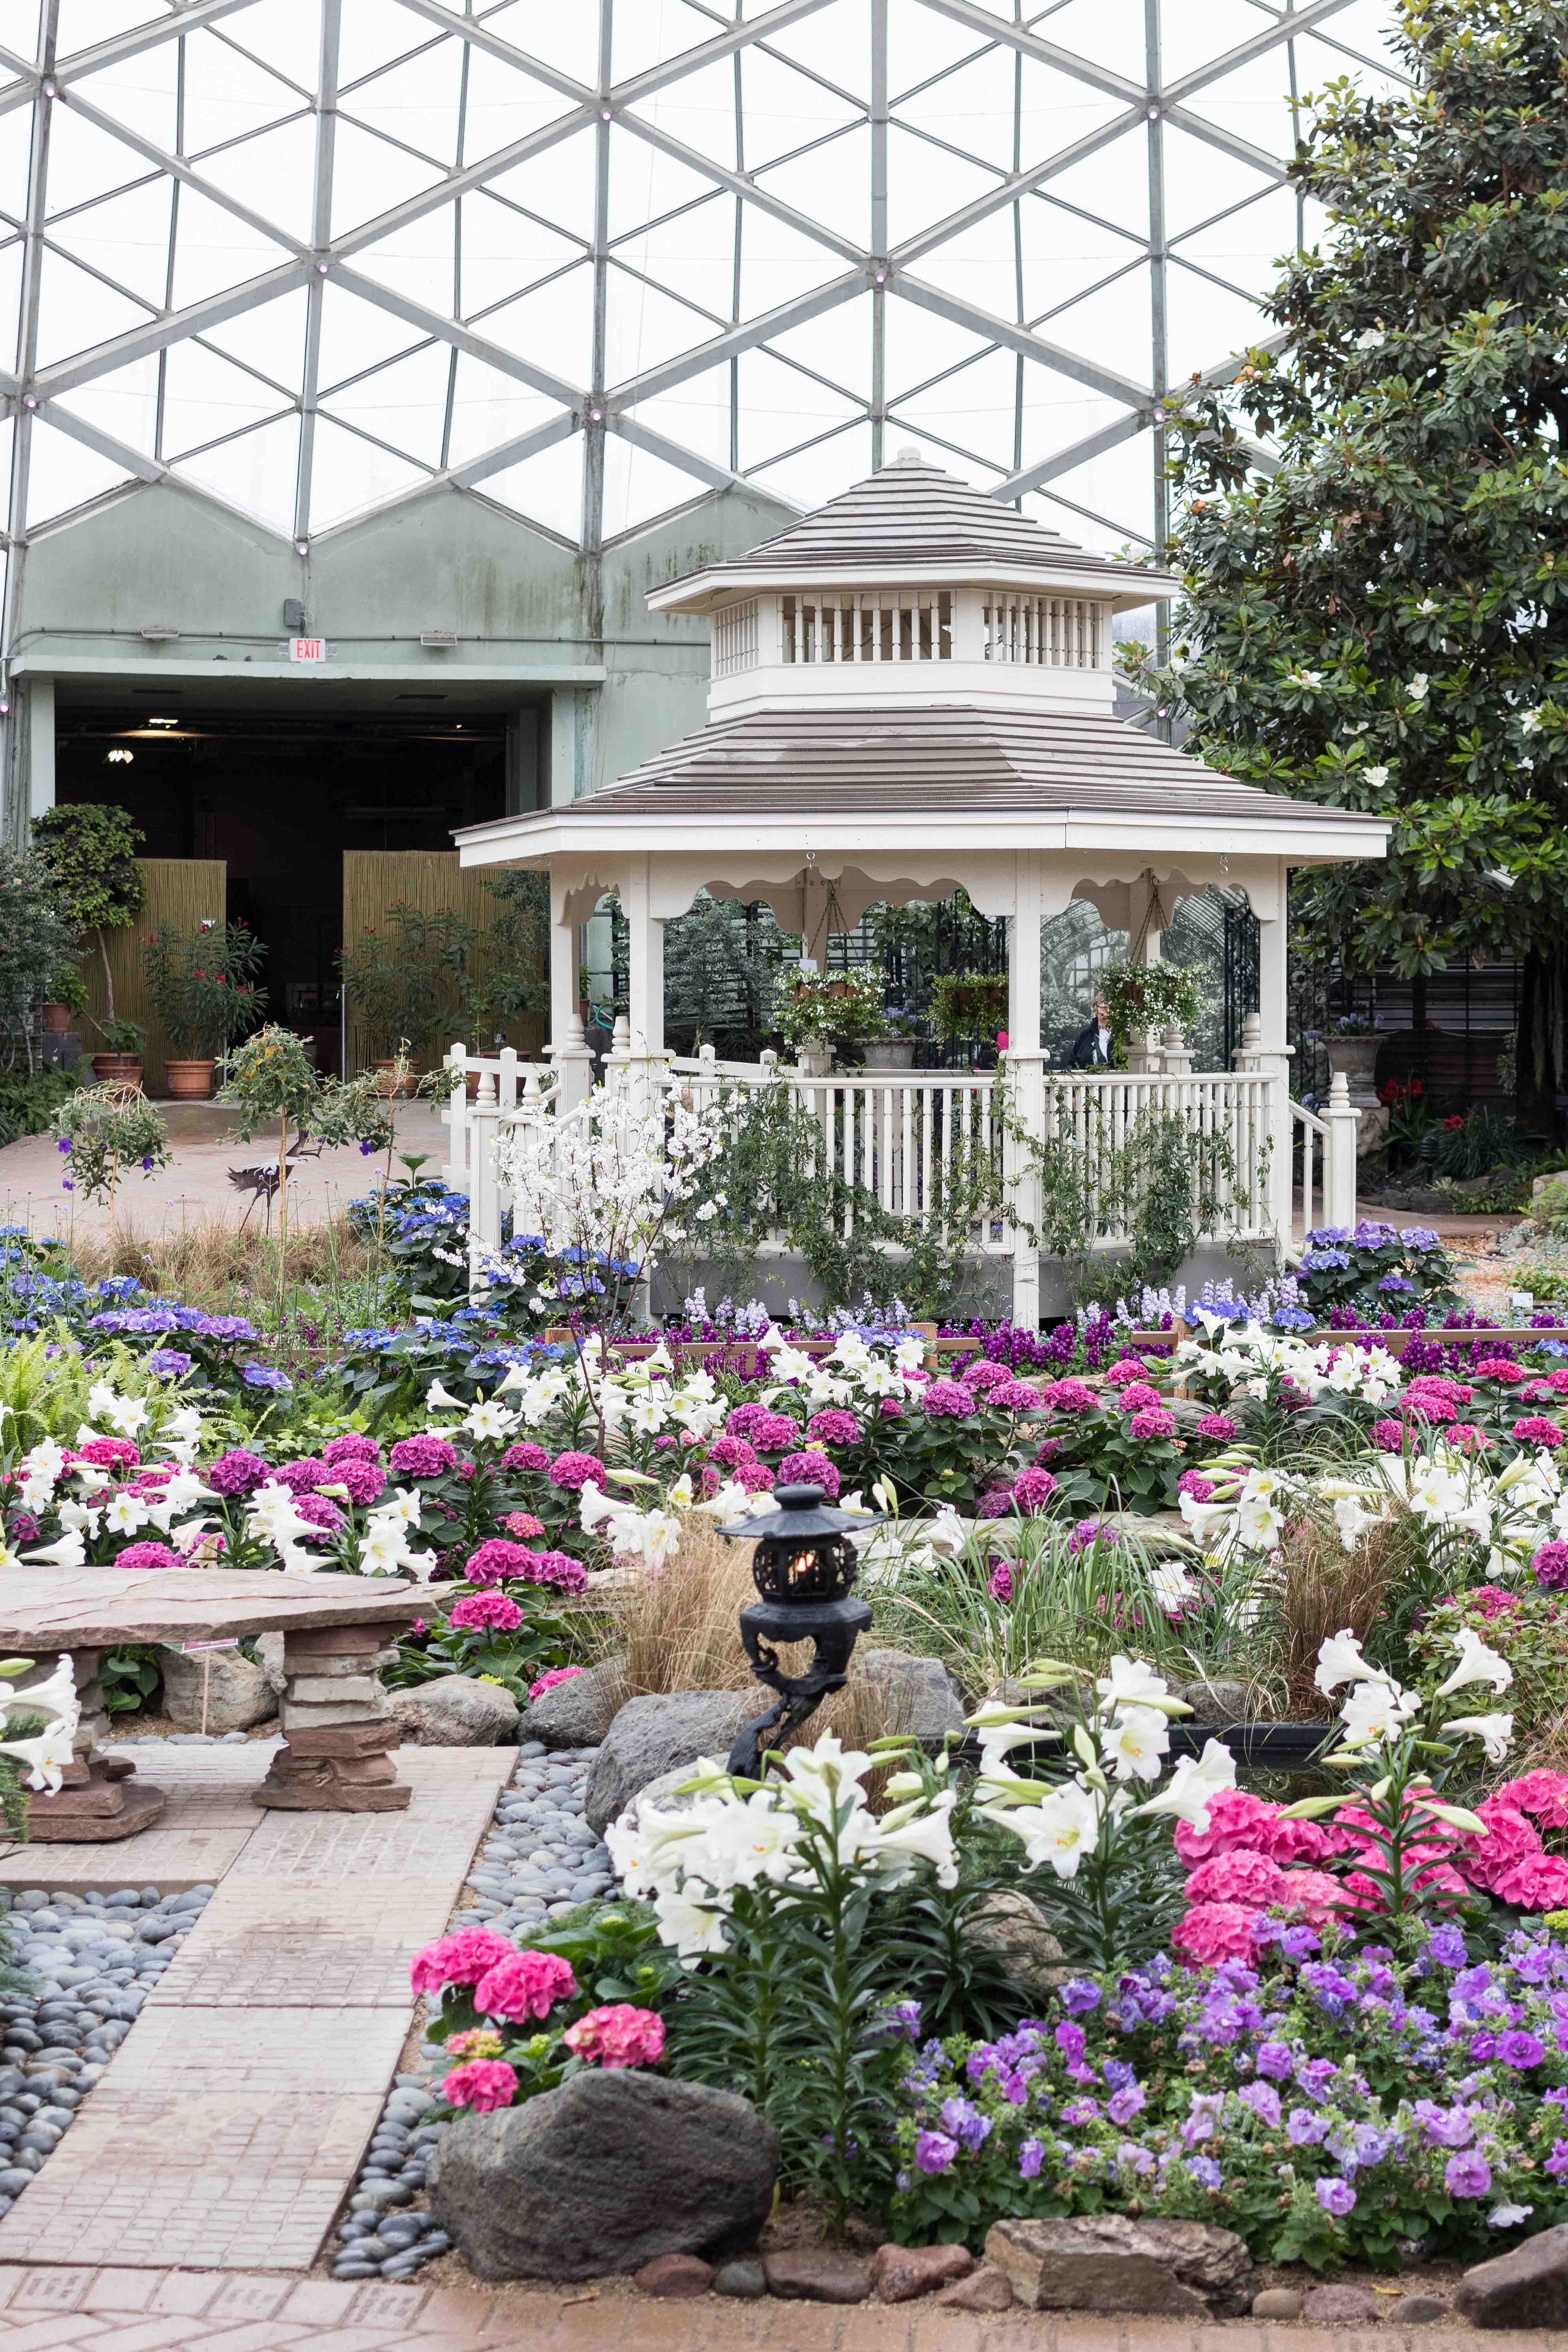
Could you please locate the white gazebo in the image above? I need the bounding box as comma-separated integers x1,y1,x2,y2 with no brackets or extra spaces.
452,450,1388,1319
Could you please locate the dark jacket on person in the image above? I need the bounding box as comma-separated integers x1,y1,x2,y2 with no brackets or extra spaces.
1070,1021,1114,1068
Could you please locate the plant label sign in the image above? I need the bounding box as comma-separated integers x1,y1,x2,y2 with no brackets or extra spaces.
288,637,328,663
180,1638,239,1654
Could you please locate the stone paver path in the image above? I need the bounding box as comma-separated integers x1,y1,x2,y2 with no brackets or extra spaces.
0,1746,509,2275
0,2265,1550,2351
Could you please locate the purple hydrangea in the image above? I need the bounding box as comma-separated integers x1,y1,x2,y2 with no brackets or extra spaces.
776,1451,840,1499
206,1449,272,1498
919,1379,974,1419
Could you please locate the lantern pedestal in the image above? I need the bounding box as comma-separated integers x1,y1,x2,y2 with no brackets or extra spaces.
728,1592,874,1778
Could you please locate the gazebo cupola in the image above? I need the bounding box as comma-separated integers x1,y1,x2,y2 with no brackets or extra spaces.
647,445,1178,725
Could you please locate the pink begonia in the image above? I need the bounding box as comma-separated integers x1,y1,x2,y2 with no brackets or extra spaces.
529,1665,584,1703
1171,1902,1259,1967
443,2060,518,2112
448,1592,524,1634
1116,1381,1163,1414
562,2003,666,2070
1130,1406,1176,1441
1183,1849,1289,1910
473,1949,577,2023
409,1927,513,1996
1498,1770,1568,1830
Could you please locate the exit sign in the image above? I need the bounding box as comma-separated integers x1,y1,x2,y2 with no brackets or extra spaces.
288,636,327,663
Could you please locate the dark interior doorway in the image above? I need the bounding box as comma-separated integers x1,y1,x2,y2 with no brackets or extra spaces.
55,688,511,1074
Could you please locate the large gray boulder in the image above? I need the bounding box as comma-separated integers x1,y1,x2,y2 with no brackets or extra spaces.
158,1646,277,1735
389,1674,519,1747
853,1649,965,1747
584,1689,759,1835
520,1655,626,1750
986,2216,1254,2316
1458,2222,1568,2328
428,2069,778,2281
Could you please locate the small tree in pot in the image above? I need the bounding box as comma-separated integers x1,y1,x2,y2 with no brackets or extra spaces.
143,917,269,1097
0,844,77,1077
31,805,146,1076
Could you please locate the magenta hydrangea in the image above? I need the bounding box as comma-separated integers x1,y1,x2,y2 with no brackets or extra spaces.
1194,1412,1238,1440
271,1457,328,1495
322,1433,383,1468
409,1926,513,1995
806,1408,860,1448
548,1450,609,1492
206,1448,273,1496
1038,1378,1098,1415
1513,1416,1565,1449
1370,1418,1406,1453
725,1402,775,1442
388,1435,457,1479
987,1560,1014,1602
1116,1381,1163,1413
500,1441,550,1476
976,1488,1015,1518
114,1541,181,1572
513,1548,588,1594
1178,1470,1214,1502
291,1493,345,1535
920,1379,974,1419
447,1592,524,1633
1474,1357,1528,1383
1011,1467,1059,1515
961,1358,1010,1391
776,1451,840,1499
443,2059,518,2111
1130,1406,1177,1440
562,2003,665,2070
528,1665,584,1702
74,1434,140,1470
991,1378,1046,1412
332,1458,386,1506
742,1411,803,1453
1534,1541,1568,1592
465,1538,536,1585
705,1433,759,1472
473,1948,577,2022
735,1459,776,1493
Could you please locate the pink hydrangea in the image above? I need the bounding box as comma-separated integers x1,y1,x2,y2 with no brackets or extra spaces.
1534,1541,1568,1591
1467,1584,1522,1618
328,1458,385,1505
114,1540,181,1572
206,1448,271,1496
1513,1416,1565,1449
976,1487,1014,1518
1171,1902,1259,1966
465,1538,536,1586
448,1591,524,1634
806,1408,860,1447
388,1435,457,1478
735,1459,776,1494
1038,1378,1099,1415
548,1450,609,1491
1498,1770,1568,1830
1195,1413,1237,1440
736,1412,800,1453
1504,1854,1568,1907
1174,1788,1332,1868
1445,1424,1491,1453
1178,1470,1214,1502
1183,1849,1289,1909
961,1358,1010,1391
1116,1381,1163,1413
529,1665,584,1702
1474,1357,1529,1383
322,1433,383,1467
987,1560,1014,1602
878,1398,904,1419
1130,1406,1176,1441
473,1949,578,2022
1455,1800,1543,1896
1104,1356,1152,1385
443,2059,518,2112
1404,1395,1457,1425
517,1549,588,1594
74,1434,140,1470
291,1493,345,1535
562,2003,665,2070
777,1450,840,1498
920,1380,976,1419
501,1441,550,1476
410,1926,513,1995
991,1379,1048,1412
1011,1467,1059,1515
1545,1369,1568,1395
505,1511,545,1539
724,1402,774,1442
1370,1418,1406,1453
272,1457,329,1494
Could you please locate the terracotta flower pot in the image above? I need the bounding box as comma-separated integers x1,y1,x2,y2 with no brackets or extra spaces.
90,1054,143,1089
163,1058,215,1101
41,1003,71,1035
372,1058,416,1098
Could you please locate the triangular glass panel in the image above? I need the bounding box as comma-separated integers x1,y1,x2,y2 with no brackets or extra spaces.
749,0,868,106
338,0,435,90
480,264,595,391
445,359,565,473
475,436,583,543
214,0,324,91
162,337,295,458
612,0,725,87
1173,184,1296,305
461,47,579,169
892,344,1018,471
51,357,161,460
41,101,152,216
68,30,179,151
345,38,464,170
34,246,152,370
307,414,428,531
315,281,432,393
737,37,863,173
619,384,729,478
747,417,873,512
170,185,298,308
173,409,301,535
25,413,135,528
735,345,861,472
605,265,727,391
458,189,583,321
55,1,166,62
469,0,597,96
481,128,598,246
0,101,34,223
752,123,869,245
602,430,712,540
180,23,307,153
755,303,871,403
1167,271,1270,383
886,120,1010,256
201,285,308,392
344,209,457,318
733,211,858,322
908,206,1020,326
892,45,1017,180
320,339,452,469
330,116,450,248
45,177,173,313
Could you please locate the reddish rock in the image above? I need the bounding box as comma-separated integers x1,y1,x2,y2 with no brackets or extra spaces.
936,2264,1014,2313
1302,2284,1380,2326
763,2249,872,2304
872,2242,974,2303
635,2254,713,2299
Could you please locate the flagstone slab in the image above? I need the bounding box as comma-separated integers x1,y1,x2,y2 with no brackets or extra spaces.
0,1566,421,1651
146,1876,466,2007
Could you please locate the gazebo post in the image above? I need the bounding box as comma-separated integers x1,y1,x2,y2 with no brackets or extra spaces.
1256,874,1295,1254
1006,851,1046,1329
546,880,593,1112
1125,869,1164,1074
623,854,668,1111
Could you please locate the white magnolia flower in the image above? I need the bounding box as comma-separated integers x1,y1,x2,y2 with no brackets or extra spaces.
1408,672,1430,701
1288,668,1325,689
1363,763,1390,790
1355,324,1386,349
1521,710,1543,736
1448,1711,1513,1762
1435,1627,1512,1698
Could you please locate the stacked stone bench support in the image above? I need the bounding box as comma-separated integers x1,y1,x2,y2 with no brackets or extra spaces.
254,1621,418,1813
14,1649,166,1843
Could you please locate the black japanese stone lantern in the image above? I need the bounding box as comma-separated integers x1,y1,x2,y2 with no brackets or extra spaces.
718,1481,880,1779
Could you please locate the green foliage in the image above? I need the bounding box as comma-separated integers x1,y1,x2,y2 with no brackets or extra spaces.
31,804,145,1027
1122,0,1568,998
100,1646,160,1717
218,1025,318,1131
336,906,468,1059
930,970,1008,1045
481,871,550,1033
1099,960,1203,1040
55,1085,171,1212
1021,1097,1259,1308
142,918,268,1056
0,1332,174,1452
663,892,777,1054
0,1067,83,1146
0,844,77,1074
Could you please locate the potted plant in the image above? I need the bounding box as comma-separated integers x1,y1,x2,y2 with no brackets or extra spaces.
861,1001,919,1070
336,906,447,1089
776,968,887,1074
931,970,1009,1063
0,842,77,1076
41,965,87,1035
142,917,268,1099
31,804,146,1082
1100,961,1202,1057
1322,1010,1381,1106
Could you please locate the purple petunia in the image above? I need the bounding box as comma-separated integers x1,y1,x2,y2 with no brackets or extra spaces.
915,2130,958,2175
1445,2150,1493,2198
1315,2177,1356,2218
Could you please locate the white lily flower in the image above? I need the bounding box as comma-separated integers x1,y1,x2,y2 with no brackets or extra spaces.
980,1780,1102,1879
1314,1628,1392,1698
1134,1738,1237,1832
0,1719,76,1794
1447,1713,1513,1763
1435,1627,1513,1699
23,1532,87,1568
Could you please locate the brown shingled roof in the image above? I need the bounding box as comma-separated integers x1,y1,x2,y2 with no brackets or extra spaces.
542,703,1373,827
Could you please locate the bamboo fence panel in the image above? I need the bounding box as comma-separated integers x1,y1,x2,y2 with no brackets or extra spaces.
79,858,226,1096
341,850,547,1078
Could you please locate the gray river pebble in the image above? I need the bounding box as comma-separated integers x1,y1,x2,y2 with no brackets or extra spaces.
329,1743,608,2286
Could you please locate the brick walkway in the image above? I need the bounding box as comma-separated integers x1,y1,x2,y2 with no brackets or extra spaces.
0,1745,510,2275
0,2265,1547,2350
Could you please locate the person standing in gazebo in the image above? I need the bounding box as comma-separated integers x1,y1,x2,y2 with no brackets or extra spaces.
1069,989,1115,1068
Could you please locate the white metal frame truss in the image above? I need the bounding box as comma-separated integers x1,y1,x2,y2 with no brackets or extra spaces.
0,0,1403,723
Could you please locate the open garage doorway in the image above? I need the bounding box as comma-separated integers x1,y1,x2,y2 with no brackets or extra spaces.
52,681,533,1074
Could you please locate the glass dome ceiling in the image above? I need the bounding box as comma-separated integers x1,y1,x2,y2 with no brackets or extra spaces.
0,0,1403,588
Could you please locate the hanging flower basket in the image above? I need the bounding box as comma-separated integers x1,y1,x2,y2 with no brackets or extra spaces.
1101,961,1202,1039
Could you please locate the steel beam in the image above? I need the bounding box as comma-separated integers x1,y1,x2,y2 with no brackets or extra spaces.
294,0,340,543
608,270,866,409
329,265,584,410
